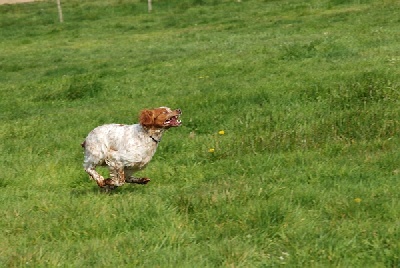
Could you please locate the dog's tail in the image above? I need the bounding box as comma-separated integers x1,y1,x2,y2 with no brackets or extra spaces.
81,140,86,148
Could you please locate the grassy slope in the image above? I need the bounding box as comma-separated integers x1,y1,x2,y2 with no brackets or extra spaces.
1,0,400,266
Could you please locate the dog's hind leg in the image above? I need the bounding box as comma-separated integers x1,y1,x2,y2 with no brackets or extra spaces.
84,165,108,188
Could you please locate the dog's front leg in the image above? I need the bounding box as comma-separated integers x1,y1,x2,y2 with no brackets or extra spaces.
124,168,151,185
106,161,126,189
125,172,151,184
125,177,151,184
109,165,125,187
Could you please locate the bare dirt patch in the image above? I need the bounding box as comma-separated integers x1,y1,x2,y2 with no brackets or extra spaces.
0,0,35,4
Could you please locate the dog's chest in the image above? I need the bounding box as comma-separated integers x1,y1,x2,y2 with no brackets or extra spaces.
102,124,160,169
113,136,158,169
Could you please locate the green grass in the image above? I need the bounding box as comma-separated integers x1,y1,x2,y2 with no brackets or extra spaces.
1,0,400,266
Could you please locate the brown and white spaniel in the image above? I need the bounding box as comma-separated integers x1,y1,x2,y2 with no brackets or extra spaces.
81,107,182,190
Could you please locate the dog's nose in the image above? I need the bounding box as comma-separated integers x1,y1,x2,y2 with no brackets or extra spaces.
176,108,182,114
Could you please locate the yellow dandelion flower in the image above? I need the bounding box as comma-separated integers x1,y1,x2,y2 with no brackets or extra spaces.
354,198,362,203
208,148,215,153
218,130,225,135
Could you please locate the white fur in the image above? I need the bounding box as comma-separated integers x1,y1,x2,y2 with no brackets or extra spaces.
84,124,160,170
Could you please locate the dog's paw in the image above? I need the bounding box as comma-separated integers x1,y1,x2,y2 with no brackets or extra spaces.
100,178,118,192
137,178,151,184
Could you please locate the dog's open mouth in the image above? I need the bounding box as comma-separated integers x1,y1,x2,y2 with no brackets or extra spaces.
165,114,182,127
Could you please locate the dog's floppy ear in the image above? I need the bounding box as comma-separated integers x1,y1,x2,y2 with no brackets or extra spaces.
139,109,154,127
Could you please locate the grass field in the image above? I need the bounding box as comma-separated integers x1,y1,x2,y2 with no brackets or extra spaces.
1,0,400,266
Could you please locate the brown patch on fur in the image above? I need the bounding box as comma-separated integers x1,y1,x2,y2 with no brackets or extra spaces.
81,140,86,148
139,107,181,129
104,178,114,185
96,179,106,188
139,109,155,127
126,177,151,184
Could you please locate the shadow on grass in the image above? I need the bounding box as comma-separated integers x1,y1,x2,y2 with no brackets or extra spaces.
0,179,9,188
69,182,148,196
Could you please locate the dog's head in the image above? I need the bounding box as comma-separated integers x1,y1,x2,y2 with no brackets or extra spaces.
139,107,182,129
